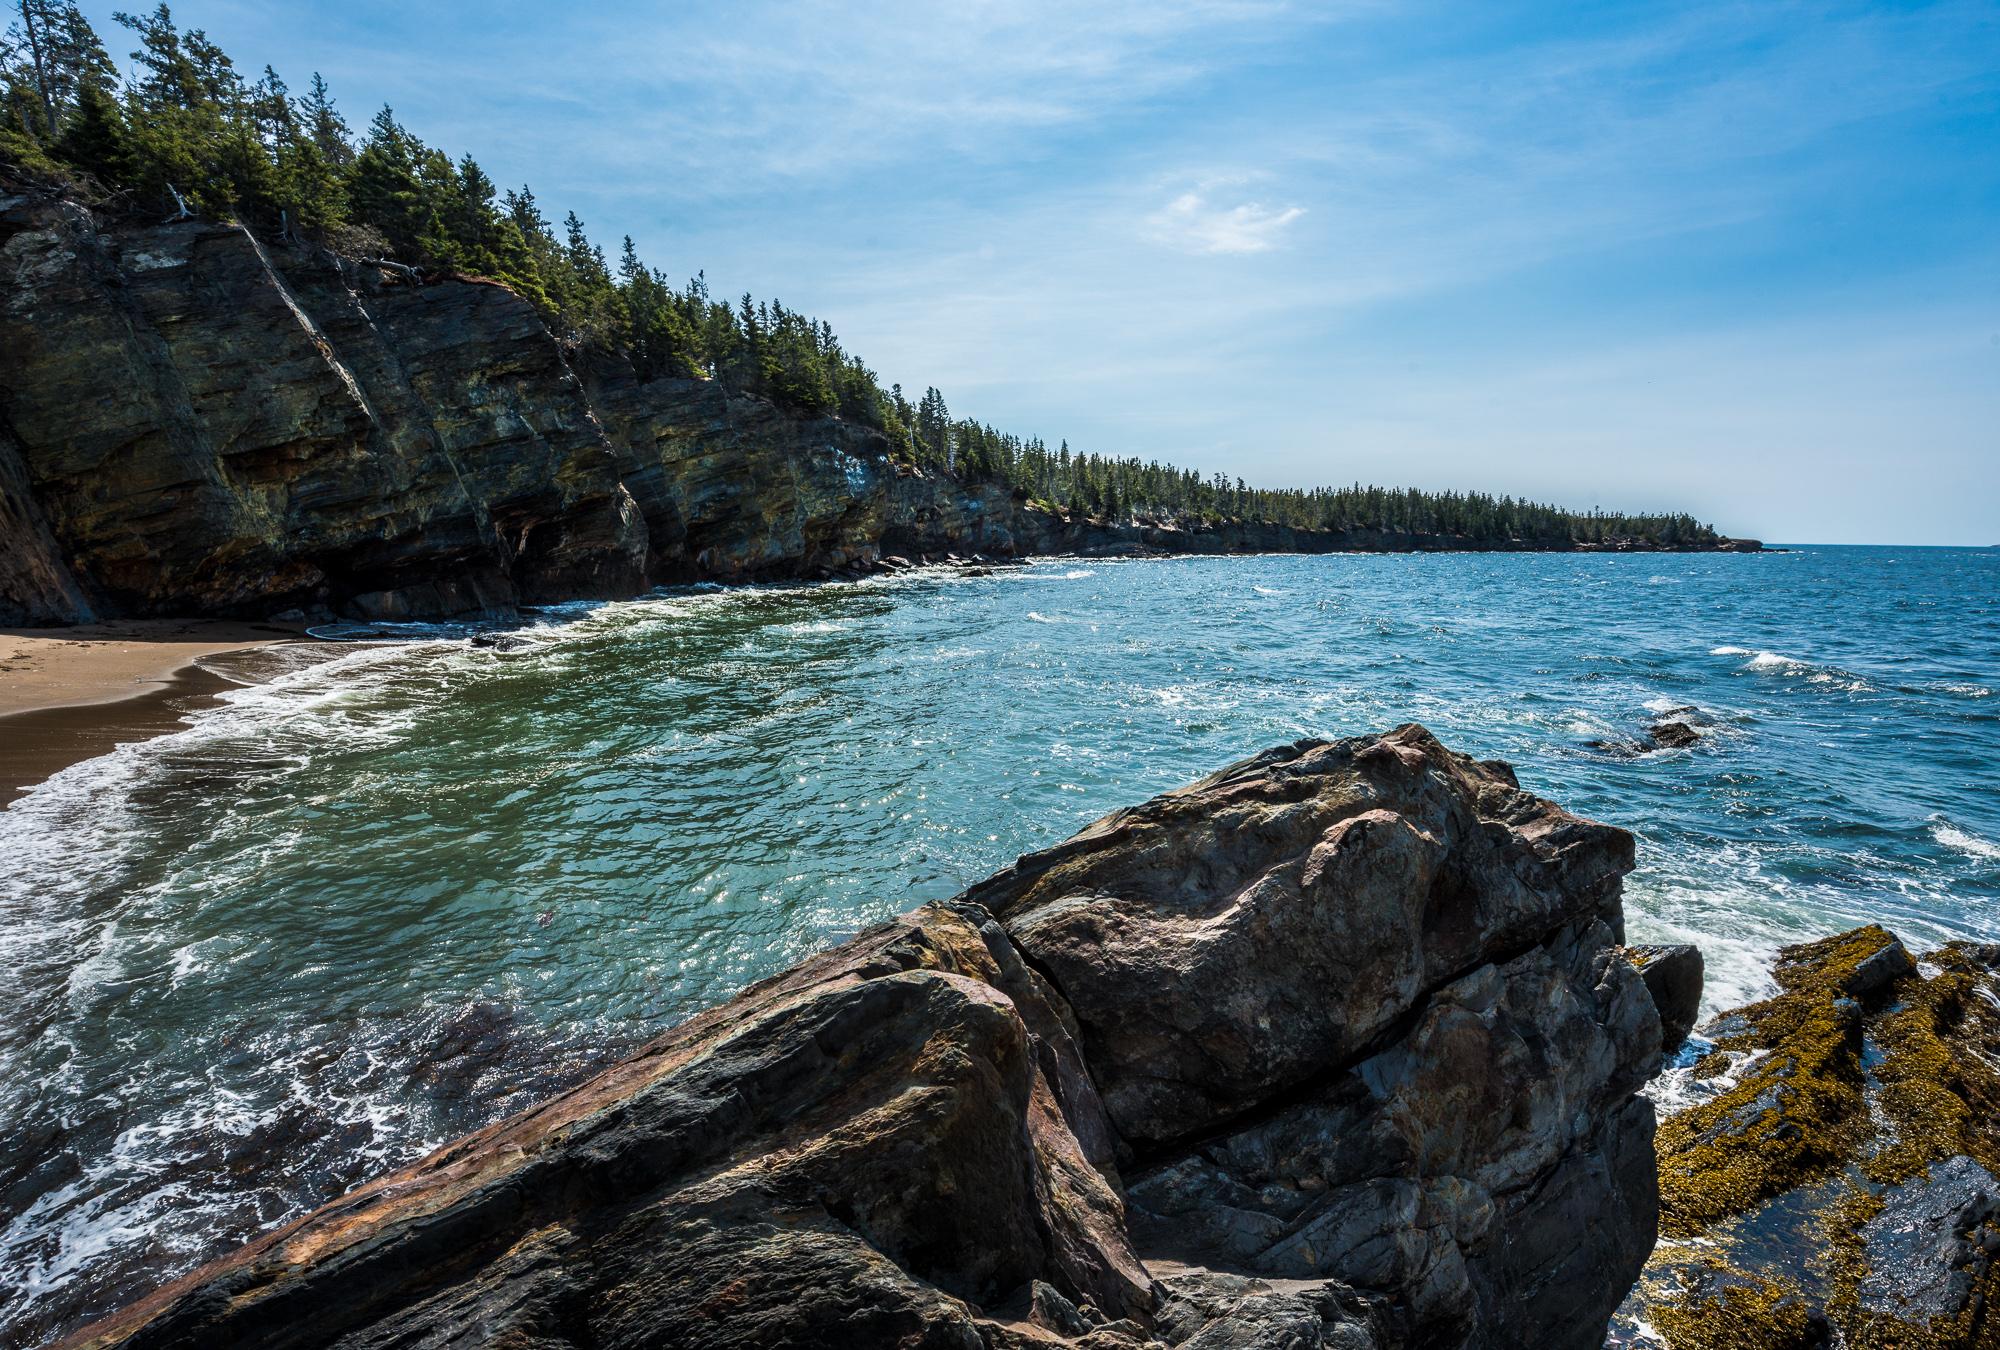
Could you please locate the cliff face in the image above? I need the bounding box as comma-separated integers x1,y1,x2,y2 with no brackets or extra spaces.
60,726,1677,1350
0,191,649,625
0,189,992,625
0,186,1760,628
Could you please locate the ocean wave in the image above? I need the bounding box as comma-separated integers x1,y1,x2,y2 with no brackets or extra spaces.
1644,1043,1772,1120
1932,816,2000,860
1709,644,1877,691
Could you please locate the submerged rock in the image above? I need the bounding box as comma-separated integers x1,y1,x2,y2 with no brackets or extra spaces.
1647,721,1702,749
62,726,1673,1350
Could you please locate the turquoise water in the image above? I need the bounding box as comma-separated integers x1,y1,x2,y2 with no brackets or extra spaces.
2,547,1996,1344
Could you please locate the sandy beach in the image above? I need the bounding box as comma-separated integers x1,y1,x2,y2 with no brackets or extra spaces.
0,619,316,808
0,618,316,716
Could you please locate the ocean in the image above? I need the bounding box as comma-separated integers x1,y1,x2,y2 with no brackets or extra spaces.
2,546,1995,1345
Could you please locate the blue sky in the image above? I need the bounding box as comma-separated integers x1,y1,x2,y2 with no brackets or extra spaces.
80,0,1999,542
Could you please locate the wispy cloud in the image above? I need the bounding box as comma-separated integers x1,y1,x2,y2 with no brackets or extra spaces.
1145,189,1305,253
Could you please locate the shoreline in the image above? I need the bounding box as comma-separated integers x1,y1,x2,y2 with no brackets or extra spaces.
0,619,314,808
0,547,1786,807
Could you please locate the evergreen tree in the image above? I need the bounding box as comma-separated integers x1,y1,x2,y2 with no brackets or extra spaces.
50,74,122,181
6,0,114,140
295,72,350,166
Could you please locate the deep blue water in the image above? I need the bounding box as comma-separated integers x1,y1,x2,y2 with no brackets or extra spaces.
2,546,1995,1344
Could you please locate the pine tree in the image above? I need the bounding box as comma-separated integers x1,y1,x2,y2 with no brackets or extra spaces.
296,72,350,166
50,75,123,182
7,1,114,139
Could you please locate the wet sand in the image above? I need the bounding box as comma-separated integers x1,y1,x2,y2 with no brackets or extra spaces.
0,620,316,808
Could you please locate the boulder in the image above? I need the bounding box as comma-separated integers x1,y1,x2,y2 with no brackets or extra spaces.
1629,943,1705,1055
62,728,1666,1350
962,726,1637,1146
964,725,1661,1348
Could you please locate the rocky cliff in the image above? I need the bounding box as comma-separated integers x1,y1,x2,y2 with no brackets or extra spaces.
2,186,1760,628
59,725,1680,1350
0,186,1019,626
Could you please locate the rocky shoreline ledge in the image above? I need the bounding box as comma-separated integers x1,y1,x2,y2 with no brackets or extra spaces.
1620,926,2000,1350
1,189,1765,630
43,726,1999,1349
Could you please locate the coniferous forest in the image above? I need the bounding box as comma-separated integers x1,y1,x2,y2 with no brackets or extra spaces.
1,2,1721,545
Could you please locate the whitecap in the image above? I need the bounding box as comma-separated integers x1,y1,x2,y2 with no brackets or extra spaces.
1253,587,1288,595
1932,817,2000,861
1644,1045,1774,1120
1745,651,1796,668
1025,612,1063,624
1710,645,1752,655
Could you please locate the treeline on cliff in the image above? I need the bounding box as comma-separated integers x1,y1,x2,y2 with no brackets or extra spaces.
0,2,1718,545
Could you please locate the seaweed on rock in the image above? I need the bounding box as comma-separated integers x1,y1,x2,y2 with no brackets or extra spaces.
1628,931,2000,1350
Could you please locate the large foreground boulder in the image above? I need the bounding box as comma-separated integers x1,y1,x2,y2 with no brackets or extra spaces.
968,725,1661,1349
62,727,1670,1350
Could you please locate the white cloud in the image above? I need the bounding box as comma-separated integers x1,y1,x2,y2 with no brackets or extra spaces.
1145,191,1306,254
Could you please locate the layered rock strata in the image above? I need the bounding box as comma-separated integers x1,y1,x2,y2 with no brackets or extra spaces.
61,725,1674,1350
1618,926,2000,1350
2,186,1762,626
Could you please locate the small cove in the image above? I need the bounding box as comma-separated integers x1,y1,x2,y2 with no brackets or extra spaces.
1,546,1995,1347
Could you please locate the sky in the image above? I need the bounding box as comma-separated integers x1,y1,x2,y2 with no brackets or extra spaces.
73,0,2000,543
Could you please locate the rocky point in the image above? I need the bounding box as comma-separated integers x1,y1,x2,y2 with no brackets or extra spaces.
57,725,1686,1350
1617,925,2000,1350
